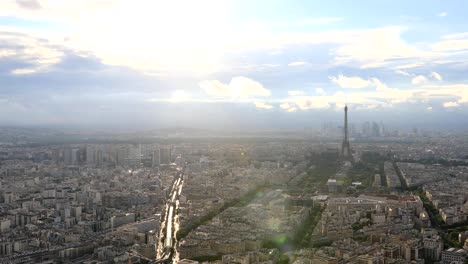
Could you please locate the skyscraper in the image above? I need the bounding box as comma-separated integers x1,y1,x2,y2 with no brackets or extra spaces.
64,148,72,165
341,105,352,160
126,144,141,166
64,148,79,165
115,147,128,166
86,145,96,165
160,147,172,165
152,149,160,167
96,149,103,166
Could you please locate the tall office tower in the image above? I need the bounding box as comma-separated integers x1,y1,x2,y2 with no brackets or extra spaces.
127,144,141,166
128,144,141,159
86,145,96,165
340,105,352,160
63,148,79,165
64,148,72,165
96,149,103,166
362,121,371,137
379,121,385,136
160,147,172,165
152,149,161,167
372,122,381,137
71,149,79,165
78,148,86,164
141,144,156,157
116,147,128,166
51,149,61,164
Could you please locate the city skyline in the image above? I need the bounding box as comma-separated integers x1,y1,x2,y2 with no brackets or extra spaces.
2,2,468,263
1,0,468,128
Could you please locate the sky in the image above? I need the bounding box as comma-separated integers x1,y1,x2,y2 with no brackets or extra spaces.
1,0,468,130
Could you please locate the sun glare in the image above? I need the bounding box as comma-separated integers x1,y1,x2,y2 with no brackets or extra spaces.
68,0,231,74
170,90,190,102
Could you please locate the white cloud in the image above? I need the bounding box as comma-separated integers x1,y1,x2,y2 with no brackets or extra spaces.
280,102,299,112
287,97,329,111
0,5,446,76
333,27,439,68
0,32,63,75
16,0,41,10
329,74,371,89
1,1,467,113
277,82,468,113
279,90,388,112
199,80,231,97
229,77,271,97
335,102,346,110
14,7,334,74
330,75,397,93
0,49,16,57
433,39,468,51
288,90,306,96
280,96,330,112
200,76,271,99
421,84,468,104
442,32,468,40
292,96,330,110
0,4,437,75
10,68,37,75
315,88,326,95
443,101,459,108
254,102,274,109
365,104,379,110
394,63,423,69
369,78,388,91
411,75,428,85
280,103,291,109
270,81,468,112
287,61,307,66
430,71,442,81
437,12,447,17
0,0,232,74
0,2,453,77
395,70,411,76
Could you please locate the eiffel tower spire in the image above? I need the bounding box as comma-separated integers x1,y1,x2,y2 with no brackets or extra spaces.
341,105,352,160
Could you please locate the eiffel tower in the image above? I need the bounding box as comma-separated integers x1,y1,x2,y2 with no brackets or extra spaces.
341,105,352,161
